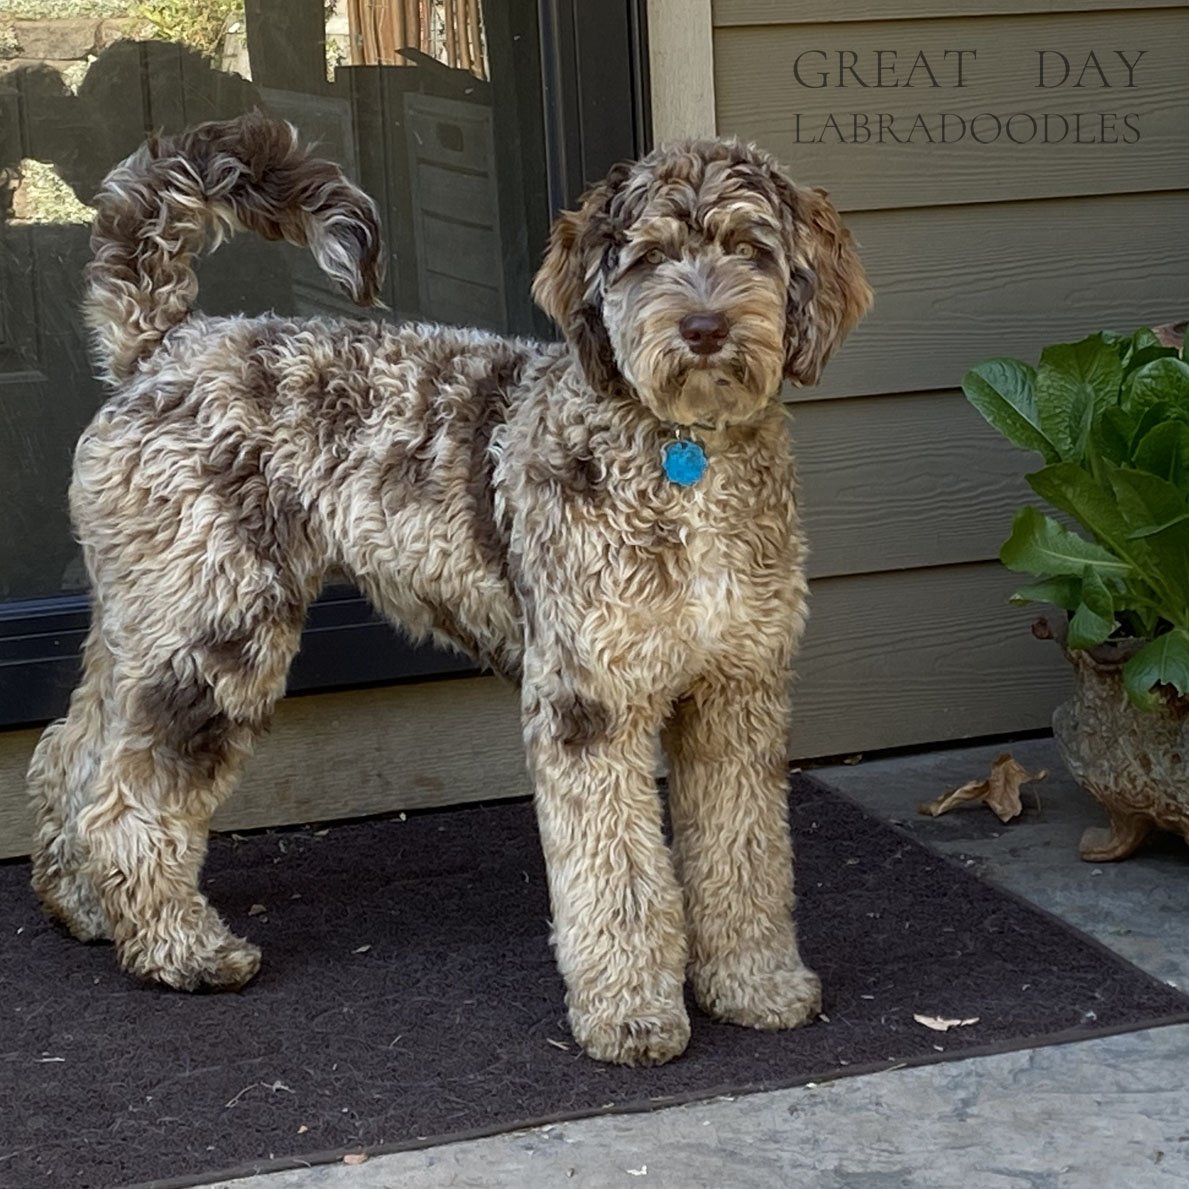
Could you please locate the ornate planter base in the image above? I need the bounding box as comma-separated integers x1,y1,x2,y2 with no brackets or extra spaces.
1048,636,1189,861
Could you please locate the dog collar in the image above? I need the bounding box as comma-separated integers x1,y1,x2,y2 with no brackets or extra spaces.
662,423,713,487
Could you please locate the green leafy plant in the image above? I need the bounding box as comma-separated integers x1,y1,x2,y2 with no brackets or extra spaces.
962,326,1189,710
135,0,241,57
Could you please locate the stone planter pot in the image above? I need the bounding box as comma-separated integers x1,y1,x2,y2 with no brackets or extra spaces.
1036,619,1189,861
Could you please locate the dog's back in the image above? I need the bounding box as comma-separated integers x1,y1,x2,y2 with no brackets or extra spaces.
75,114,553,681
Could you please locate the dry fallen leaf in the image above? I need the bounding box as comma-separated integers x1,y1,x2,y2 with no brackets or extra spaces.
343,1152,368,1166
353,944,372,954
248,904,268,917
917,753,1046,823
913,1014,980,1032
297,1124,309,1135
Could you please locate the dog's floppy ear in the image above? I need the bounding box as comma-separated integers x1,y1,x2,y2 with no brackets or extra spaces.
532,163,632,396
774,179,872,388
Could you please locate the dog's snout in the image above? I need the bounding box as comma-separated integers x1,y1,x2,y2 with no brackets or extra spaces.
678,311,729,356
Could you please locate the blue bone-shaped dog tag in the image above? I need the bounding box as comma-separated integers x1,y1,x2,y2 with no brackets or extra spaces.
662,439,708,486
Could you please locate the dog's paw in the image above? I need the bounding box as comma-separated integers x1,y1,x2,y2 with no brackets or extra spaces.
693,960,821,1031
32,855,113,942
56,901,113,944
37,883,113,943
569,1001,691,1066
188,935,263,992
124,930,262,992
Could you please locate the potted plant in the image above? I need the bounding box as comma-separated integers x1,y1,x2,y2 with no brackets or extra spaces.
961,322,1189,861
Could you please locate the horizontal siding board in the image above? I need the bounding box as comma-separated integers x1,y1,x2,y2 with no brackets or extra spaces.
714,1,1189,26
790,562,1069,756
0,564,1066,857
0,676,530,860
794,192,1189,401
715,11,1189,211
794,391,1033,578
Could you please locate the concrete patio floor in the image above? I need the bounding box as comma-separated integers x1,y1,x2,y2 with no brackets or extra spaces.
209,736,1189,1189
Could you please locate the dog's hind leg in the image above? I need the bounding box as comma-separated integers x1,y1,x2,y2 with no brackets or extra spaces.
78,612,305,991
29,617,116,942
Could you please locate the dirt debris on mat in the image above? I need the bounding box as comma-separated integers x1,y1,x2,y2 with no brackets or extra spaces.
917,752,1047,823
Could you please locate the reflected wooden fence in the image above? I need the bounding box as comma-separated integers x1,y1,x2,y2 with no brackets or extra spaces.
346,0,487,77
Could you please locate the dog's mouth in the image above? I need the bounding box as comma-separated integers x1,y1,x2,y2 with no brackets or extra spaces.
677,348,746,381
649,353,773,428
620,327,784,429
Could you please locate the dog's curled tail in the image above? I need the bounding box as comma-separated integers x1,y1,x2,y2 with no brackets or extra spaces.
84,112,384,385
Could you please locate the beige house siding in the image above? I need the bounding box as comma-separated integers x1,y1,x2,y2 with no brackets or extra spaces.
715,11,1189,210
653,0,1189,751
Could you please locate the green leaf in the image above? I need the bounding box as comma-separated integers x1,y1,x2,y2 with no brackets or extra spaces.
1026,461,1183,625
1092,404,1138,467
961,359,1057,461
1122,356,1189,414
1027,462,1135,561
1035,335,1123,462
1133,421,1189,488
1111,468,1189,533
1119,327,1178,376
1009,576,1083,609
1129,511,1189,539
1125,344,1180,377
1125,327,1161,350
1080,566,1116,617
1122,627,1189,708
999,506,1128,578
1066,567,1118,649
1128,402,1188,456
1109,469,1189,624
1067,603,1116,650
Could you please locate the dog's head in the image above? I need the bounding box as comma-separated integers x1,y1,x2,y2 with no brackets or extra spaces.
532,139,872,427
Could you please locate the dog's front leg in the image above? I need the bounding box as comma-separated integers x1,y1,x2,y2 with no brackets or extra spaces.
663,670,821,1031
523,669,689,1066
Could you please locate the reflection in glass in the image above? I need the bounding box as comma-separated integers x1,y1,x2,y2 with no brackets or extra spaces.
0,0,547,600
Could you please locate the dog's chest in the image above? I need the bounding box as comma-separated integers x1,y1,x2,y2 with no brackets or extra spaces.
673,509,742,640
645,486,798,655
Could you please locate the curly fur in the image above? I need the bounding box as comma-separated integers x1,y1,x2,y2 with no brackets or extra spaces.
28,113,871,1066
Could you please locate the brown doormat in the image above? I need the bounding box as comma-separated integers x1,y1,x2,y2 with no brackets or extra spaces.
3,775,1187,1189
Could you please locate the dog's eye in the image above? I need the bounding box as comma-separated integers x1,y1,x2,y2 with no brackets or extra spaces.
645,248,668,266
733,242,758,260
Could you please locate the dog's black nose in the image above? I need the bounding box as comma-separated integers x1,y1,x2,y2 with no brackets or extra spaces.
679,311,729,355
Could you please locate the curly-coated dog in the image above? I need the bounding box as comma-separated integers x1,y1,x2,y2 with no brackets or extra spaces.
28,113,871,1066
